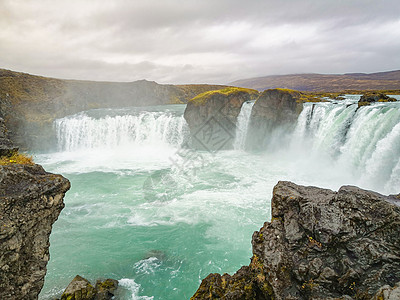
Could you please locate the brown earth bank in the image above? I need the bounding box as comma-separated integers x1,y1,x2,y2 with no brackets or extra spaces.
231,70,400,92
0,68,229,150
191,181,400,300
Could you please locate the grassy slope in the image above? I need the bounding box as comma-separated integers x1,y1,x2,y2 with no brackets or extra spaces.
231,70,400,92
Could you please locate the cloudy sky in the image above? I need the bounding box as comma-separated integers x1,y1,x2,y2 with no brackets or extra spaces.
1,0,400,84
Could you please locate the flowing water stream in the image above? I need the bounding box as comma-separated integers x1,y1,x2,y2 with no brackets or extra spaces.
37,96,400,299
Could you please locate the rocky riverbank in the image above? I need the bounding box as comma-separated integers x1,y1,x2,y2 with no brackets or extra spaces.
0,120,70,299
191,181,400,299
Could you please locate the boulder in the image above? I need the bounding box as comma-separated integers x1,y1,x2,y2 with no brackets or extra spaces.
61,275,96,300
184,87,259,151
358,92,397,107
60,276,118,300
0,164,70,299
191,181,400,299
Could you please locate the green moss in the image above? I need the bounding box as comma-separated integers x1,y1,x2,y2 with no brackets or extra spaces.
0,152,34,165
189,87,259,106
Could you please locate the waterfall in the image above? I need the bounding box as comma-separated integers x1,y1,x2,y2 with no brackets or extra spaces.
234,101,255,150
55,109,189,151
292,100,400,192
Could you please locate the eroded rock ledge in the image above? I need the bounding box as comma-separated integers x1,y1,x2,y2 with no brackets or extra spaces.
191,181,400,299
0,164,70,299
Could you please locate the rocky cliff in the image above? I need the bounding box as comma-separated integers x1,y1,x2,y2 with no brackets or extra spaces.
0,68,228,150
246,89,305,150
183,87,259,151
191,181,400,299
0,121,70,299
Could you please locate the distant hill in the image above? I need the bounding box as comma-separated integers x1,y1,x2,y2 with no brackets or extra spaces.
230,70,400,92
0,68,228,150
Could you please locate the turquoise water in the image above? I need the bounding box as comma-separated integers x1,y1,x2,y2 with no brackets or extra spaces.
37,101,400,299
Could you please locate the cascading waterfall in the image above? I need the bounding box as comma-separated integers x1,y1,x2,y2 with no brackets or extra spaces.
55,108,189,151
234,101,255,150
292,100,400,192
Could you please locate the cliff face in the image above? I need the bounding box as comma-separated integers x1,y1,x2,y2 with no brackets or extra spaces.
192,181,400,300
183,87,259,151
0,69,228,150
0,164,70,299
246,89,303,150
0,120,70,299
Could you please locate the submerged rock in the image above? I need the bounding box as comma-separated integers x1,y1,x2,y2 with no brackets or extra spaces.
358,92,397,107
60,275,118,300
184,87,258,151
191,181,400,299
0,163,70,299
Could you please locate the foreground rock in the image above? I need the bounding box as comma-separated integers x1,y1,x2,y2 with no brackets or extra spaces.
191,181,400,299
0,163,70,299
358,92,397,107
60,275,118,300
184,87,259,151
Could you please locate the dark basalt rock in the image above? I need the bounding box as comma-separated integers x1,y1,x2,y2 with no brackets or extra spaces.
246,89,303,150
358,92,397,107
0,117,18,157
60,275,118,300
191,181,400,300
184,88,258,151
0,163,70,299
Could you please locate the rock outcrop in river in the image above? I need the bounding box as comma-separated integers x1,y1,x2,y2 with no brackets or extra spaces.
191,181,400,299
246,89,304,150
184,87,259,151
0,121,70,299
358,92,397,107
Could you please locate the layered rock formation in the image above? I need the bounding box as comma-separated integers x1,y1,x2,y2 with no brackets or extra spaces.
358,92,397,107
184,87,259,151
191,181,400,299
0,118,71,299
0,68,228,150
0,164,70,299
246,89,304,150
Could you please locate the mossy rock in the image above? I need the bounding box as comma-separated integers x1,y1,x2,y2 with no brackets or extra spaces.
61,275,96,300
189,87,259,106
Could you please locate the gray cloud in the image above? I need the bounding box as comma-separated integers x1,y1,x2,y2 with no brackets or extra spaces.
0,0,399,84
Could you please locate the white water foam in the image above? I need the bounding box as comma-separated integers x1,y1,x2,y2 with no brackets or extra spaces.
118,279,154,300
234,101,255,150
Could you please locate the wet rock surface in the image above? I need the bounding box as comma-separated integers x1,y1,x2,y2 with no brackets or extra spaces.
246,89,303,150
191,181,400,299
59,275,118,300
358,92,397,107
184,88,258,151
0,163,70,299
0,117,18,157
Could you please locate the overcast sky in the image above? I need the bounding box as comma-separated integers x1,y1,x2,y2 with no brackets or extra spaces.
1,0,400,84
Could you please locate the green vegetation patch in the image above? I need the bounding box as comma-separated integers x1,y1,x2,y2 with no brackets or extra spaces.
0,152,34,165
189,87,259,106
